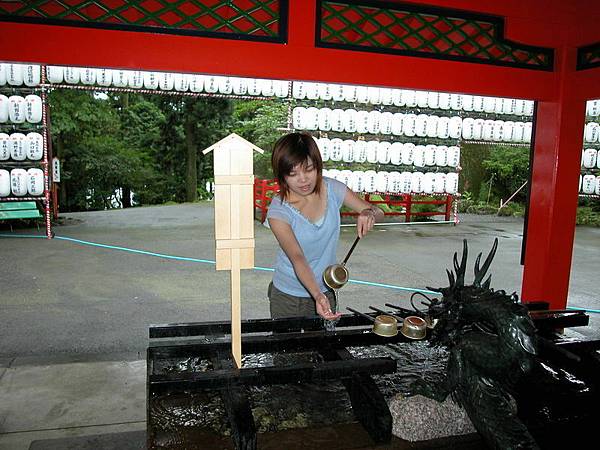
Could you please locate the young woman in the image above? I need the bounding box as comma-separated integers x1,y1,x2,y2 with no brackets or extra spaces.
267,132,384,320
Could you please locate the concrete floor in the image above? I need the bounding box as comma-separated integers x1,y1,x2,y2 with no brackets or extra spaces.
0,203,598,449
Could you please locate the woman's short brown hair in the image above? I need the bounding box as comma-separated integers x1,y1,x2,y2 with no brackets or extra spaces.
271,132,323,200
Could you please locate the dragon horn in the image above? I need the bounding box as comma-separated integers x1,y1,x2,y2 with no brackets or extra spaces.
482,275,492,290
473,238,498,286
446,269,455,287
455,240,468,287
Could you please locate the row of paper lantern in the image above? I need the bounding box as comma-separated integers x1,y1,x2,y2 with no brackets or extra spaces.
0,168,44,196
0,63,41,87
581,148,600,169
295,107,533,143
42,66,291,97
292,82,535,115
0,95,43,124
324,169,459,195
583,122,600,143
579,175,600,195
316,138,460,167
0,132,44,160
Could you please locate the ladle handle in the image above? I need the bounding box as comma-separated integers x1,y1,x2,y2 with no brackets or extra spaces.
346,307,376,322
368,305,403,322
342,236,361,265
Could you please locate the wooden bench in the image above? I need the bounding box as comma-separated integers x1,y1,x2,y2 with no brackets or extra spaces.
0,202,42,230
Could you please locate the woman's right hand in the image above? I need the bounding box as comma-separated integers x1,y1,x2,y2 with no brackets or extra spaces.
315,292,342,320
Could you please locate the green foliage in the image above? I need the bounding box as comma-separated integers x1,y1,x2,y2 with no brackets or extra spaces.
576,206,600,226
481,145,530,203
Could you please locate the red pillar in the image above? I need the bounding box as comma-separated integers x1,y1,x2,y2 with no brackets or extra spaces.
521,46,585,309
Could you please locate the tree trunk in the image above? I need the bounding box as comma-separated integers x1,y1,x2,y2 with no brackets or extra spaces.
122,187,132,208
184,113,198,202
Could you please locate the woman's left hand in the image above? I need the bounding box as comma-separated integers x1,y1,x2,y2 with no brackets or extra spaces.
357,207,376,238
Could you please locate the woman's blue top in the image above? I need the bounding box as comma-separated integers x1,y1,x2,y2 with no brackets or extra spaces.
267,177,347,297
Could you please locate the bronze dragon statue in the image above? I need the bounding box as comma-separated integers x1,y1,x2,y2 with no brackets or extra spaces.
413,239,540,449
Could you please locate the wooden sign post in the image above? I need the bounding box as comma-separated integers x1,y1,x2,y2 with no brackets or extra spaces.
203,133,263,368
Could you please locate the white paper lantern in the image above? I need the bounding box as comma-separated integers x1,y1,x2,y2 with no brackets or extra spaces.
23,64,41,87
462,117,474,140
502,121,515,142
524,101,535,116
415,91,428,108
401,143,415,165
512,122,525,143
0,63,6,86
354,140,367,162
8,96,26,123
292,81,306,99
27,168,44,196
413,145,426,167
449,94,463,111
391,89,404,106
445,173,459,194
191,75,207,95
523,122,533,143
596,176,600,195
366,110,381,134
427,91,439,109
230,77,246,95
375,171,389,192
425,115,439,138
586,100,600,117
341,139,355,163
0,169,10,196
422,172,436,194
400,172,412,193
390,142,403,165
435,145,448,167
482,120,494,141
391,113,404,135
247,78,262,96
433,173,446,193
342,85,358,102
9,133,27,160
582,148,598,169
25,95,42,123
46,66,63,84
171,73,189,92
305,82,319,100
366,140,379,163
351,170,365,192
27,132,43,160
436,117,450,139
377,141,391,164
472,119,484,140
355,110,369,134
0,95,9,123
380,88,394,105
367,87,381,105
448,116,462,139
415,114,428,137
339,169,353,188
514,100,526,116
214,76,230,94
582,175,596,194
438,93,451,110
96,68,114,87
447,146,460,167
274,80,289,98
330,109,345,132
363,170,377,193
411,172,424,193
0,133,9,160
472,95,485,112
304,107,319,131
204,75,218,93
403,90,418,107
292,107,306,130
11,168,28,196
424,144,437,166
387,171,402,193
141,71,159,89
342,109,357,133
317,83,333,101
584,122,599,143
317,108,332,131
259,79,274,97
492,120,504,142
501,98,515,115
379,112,393,135
329,138,343,161
331,84,345,102
79,67,96,85
63,66,81,84
318,137,330,161
482,96,496,113
7,64,24,86
461,94,474,111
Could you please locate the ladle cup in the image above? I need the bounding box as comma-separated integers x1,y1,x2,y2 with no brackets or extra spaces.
323,236,361,290
346,307,398,337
